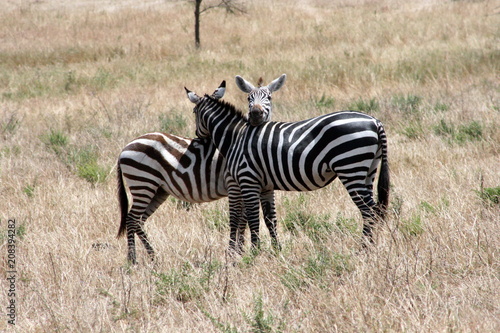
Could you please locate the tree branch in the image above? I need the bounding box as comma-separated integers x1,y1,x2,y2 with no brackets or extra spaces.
199,0,247,15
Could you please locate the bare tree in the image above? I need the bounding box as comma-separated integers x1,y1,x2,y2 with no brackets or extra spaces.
192,0,246,49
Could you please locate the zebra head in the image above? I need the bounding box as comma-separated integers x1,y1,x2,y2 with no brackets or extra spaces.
235,74,286,126
185,80,226,104
185,80,226,138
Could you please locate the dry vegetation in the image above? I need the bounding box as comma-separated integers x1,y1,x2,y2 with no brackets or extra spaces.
1,0,499,331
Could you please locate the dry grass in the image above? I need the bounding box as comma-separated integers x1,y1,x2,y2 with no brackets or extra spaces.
0,0,499,331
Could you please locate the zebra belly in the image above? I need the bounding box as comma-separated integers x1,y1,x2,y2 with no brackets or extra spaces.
265,167,337,192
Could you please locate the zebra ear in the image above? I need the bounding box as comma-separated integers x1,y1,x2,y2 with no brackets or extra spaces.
211,80,226,100
266,74,286,93
185,87,201,104
235,75,255,93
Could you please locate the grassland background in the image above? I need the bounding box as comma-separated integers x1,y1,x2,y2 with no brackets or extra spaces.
0,0,499,331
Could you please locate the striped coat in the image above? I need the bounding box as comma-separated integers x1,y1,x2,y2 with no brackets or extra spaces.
186,92,390,249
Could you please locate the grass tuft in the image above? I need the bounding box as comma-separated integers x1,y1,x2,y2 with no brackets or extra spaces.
159,111,189,136
476,186,500,205
392,94,422,114
434,119,484,144
348,97,379,114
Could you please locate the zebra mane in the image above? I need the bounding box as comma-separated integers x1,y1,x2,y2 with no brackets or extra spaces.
257,77,264,87
204,95,249,121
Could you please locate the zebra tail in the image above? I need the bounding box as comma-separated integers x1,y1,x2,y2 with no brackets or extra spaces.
376,125,390,219
117,162,128,238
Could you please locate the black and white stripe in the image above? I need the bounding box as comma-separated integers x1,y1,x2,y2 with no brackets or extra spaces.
117,81,277,263
186,92,390,250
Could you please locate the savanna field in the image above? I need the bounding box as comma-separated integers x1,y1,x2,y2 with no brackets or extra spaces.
0,0,499,331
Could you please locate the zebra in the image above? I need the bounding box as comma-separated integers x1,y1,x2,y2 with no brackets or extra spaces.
185,88,390,250
235,74,286,126
117,81,277,263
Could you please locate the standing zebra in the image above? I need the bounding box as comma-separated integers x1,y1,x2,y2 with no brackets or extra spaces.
117,81,277,264
185,88,390,250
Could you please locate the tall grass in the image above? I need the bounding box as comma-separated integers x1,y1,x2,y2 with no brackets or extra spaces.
0,0,498,331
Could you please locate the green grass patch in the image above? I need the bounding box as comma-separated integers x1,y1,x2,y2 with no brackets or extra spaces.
1,112,21,136
315,94,336,109
348,97,379,114
202,207,229,232
281,195,335,242
281,250,352,292
392,94,422,114
41,129,69,154
154,263,203,303
159,110,188,136
0,145,21,158
1,66,121,100
400,214,424,237
401,120,425,139
153,259,222,304
457,121,483,142
434,102,449,112
282,210,332,242
68,146,109,184
202,309,239,333
41,130,109,184
433,119,484,144
476,186,500,205
23,183,36,198
334,213,359,235
243,294,285,333
419,201,437,214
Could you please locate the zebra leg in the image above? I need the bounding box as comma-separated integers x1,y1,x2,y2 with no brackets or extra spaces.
339,176,378,242
227,184,245,254
260,190,280,251
125,215,140,264
136,220,155,260
135,188,170,261
236,202,246,252
242,189,262,249
351,194,377,242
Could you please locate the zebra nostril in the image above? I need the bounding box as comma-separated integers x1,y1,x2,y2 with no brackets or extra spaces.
251,105,263,114
250,111,262,118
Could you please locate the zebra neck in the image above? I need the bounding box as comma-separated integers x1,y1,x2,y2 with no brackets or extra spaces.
205,107,246,159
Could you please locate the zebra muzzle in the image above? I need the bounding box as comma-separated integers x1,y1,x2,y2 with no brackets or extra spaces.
249,106,265,126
